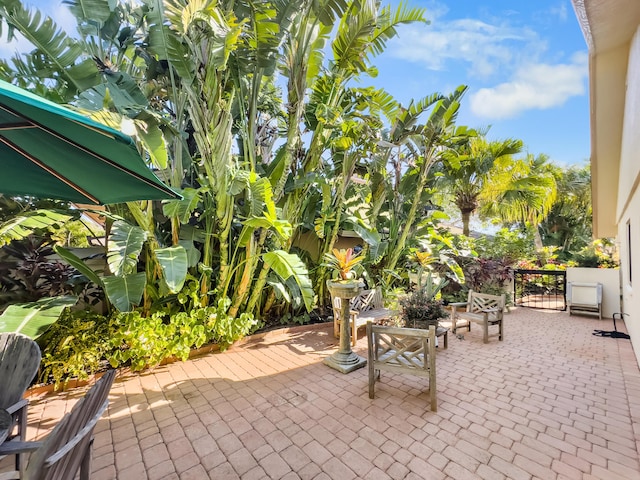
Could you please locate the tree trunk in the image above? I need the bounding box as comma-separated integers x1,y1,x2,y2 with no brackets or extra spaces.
461,210,471,237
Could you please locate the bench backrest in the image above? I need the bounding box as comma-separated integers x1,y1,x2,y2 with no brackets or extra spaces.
26,369,116,480
467,291,505,320
350,289,383,312
0,333,41,410
367,323,437,411
367,324,435,374
332,288,383,320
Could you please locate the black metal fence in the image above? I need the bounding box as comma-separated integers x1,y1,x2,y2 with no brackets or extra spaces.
513,269,567,311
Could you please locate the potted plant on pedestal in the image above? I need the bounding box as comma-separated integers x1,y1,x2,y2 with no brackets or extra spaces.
325,247,364,298
323,248,366,373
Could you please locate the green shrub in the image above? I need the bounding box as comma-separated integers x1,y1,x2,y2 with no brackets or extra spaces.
472,229,535,264
400,289,446,328
108,298,257,372
38,309,113,387
37,297,259,384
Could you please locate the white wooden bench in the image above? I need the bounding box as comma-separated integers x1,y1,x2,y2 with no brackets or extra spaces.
449,291,505,343
366,323,437,411
567,282,602,319
332,288,397,346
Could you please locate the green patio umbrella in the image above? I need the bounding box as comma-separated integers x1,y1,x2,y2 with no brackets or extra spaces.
0,79,180,205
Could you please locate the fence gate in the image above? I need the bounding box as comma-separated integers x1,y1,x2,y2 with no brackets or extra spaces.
513,269,567,310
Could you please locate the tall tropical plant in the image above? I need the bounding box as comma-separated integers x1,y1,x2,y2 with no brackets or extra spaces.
481,153,557,250
378,86,472,287
539,163,592,254
438,135,523,236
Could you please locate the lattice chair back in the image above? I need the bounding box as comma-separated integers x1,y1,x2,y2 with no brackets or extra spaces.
350,289,379,312
367,323,437,411
468,291,505,320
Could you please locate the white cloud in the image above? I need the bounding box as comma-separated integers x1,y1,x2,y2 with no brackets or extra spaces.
469,52,588,119
389,12,541,79
0,34,33,60
0,2,77,60
540,2,569,23
551,3,569,22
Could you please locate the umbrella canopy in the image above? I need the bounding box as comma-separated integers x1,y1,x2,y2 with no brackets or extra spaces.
0,80,180,205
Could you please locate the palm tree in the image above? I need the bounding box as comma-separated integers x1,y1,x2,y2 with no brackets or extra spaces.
481,153,558,250
438,135,523,236
539,163,592,254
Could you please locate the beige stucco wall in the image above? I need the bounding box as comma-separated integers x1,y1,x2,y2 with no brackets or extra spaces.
594,46,628,237
617,28,640,222
617,26,640,365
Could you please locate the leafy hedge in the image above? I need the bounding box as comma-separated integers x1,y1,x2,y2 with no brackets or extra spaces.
37,300,257,387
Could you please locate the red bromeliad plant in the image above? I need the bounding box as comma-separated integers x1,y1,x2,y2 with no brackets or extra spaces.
324,248,364,281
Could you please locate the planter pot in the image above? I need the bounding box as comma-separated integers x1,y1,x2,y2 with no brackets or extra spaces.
327,280,363,299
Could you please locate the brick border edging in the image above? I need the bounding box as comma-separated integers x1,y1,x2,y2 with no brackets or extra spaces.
25,321,333,398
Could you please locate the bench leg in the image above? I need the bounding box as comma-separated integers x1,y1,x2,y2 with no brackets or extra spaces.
351,318,357,346
483,322,489,343
443,331,448,349
368,344,375,399
499,320,503,341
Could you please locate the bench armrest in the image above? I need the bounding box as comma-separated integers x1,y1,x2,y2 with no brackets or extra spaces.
0,440,42,455
449,302,468,307
5,399,27,415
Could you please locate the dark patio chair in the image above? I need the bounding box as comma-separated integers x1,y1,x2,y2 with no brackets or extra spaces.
0,333,42,476
0,369,116,480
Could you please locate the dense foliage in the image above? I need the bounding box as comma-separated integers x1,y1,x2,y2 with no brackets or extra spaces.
0,0,613,384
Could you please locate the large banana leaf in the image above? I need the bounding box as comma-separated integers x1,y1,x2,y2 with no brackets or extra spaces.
107,220,147,276
102,273,146,312
162,188,202,224
63,0,112,26
178,225,204,267
263,250,314,311
134,117,168,169
54,245,104,286
155,246,188,293
0,295,77,339
0,210,73,246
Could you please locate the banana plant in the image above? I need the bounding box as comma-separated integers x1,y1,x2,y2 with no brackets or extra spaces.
0,295,77,339
0,210,75,247
56,219,189,312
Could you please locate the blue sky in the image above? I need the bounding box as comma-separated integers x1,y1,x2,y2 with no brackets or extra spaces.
4,0,589,166
374,0,590,166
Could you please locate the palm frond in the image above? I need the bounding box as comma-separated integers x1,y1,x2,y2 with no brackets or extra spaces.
331,0,377,74
0,1,100,96
62,0,112,26
365,2,427,59
313,0,349,26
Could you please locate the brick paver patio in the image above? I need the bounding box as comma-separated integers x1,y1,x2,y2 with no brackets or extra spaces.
3,307,640,479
